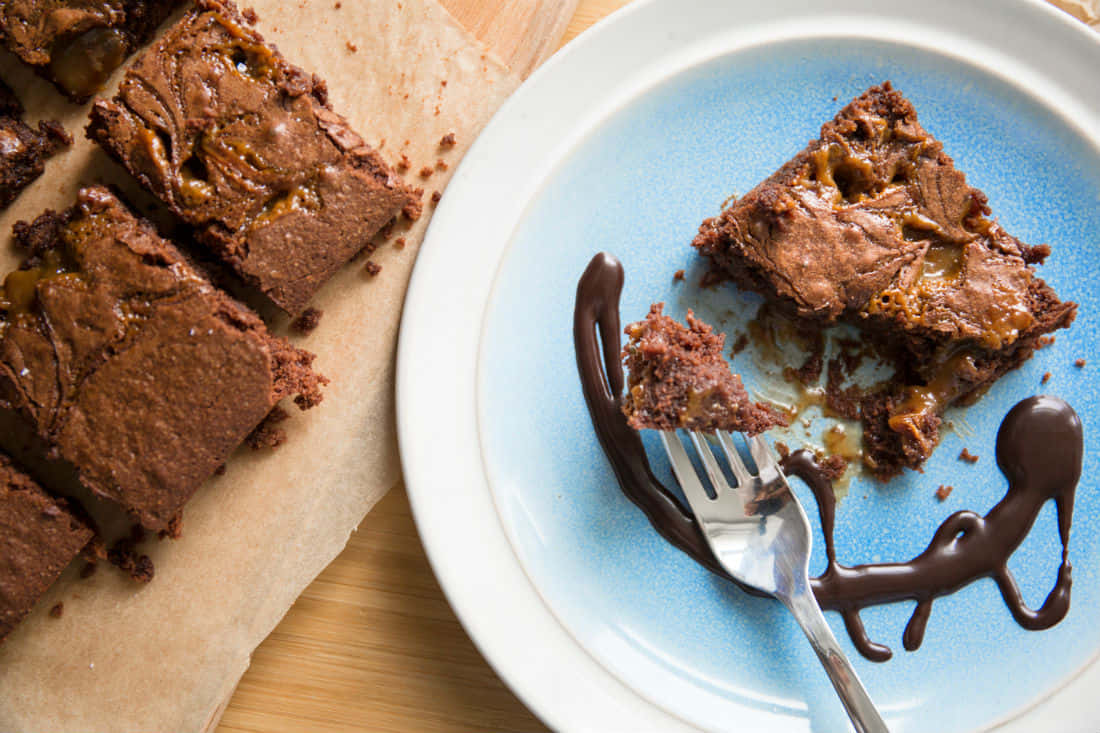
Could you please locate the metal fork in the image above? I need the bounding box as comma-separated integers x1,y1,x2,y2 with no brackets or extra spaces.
660,430,888,733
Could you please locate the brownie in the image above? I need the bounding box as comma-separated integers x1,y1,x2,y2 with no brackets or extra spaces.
693,83,1076,479
621,303,787,435
0,0,182,102
87,0,420,315
0,186,326,532
0,79,70,209
0,452,93,643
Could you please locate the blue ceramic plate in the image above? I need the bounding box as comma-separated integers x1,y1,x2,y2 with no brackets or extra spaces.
399,2,1100,731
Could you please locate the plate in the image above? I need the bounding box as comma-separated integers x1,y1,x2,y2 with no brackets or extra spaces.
397,1,1100,730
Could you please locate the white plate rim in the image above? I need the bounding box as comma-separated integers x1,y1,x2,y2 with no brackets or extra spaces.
396,1,1100,730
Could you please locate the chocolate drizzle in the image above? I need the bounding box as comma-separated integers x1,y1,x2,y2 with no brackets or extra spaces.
575,252,1083,661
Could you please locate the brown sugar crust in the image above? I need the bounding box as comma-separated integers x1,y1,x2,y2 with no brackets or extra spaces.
0,186,326,532
621,303,788,435
0,80,70,209
0,453,93,642
693,83,1076,479
86,0,418,314
0,0,183,102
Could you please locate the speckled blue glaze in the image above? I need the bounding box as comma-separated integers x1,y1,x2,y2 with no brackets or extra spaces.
477,37,1100,733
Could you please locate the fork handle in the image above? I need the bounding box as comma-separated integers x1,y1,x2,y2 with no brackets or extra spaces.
781,587,889,733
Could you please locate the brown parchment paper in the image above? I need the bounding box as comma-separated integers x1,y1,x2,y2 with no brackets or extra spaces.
0,2,518,731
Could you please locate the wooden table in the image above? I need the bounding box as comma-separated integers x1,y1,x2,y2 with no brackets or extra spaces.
216,2,627,731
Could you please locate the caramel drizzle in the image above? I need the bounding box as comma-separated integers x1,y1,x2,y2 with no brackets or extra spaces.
574,252,1081,661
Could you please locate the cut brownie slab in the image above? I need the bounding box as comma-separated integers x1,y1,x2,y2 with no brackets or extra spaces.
0,186,326,532
0,79,70,209
693,83,1076,479
87,0,420,315
0,0,182,102
622,303,787,435
0,452,93,643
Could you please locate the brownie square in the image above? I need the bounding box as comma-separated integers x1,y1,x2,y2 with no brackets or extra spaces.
0,186,326,532
692,83,1076,479
0,79,70,209
0,0,182,102
0,452,93,643
621,303,787,435
87,0,420,315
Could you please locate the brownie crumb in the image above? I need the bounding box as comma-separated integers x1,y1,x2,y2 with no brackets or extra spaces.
959,448,979,464
365,260,382,276
430,190,442,205
1041,371,1052,384
246,406,290,450
790,345,825,386
403,190,424,221
397,153,410,171
49,602,64,619
1038,335,1056,348
107,531,155,584
419,166,434,178
79,562,98,579
242,7,258,23
346,41,358,53
817,454,849,481
436,159,448,171
936,484,954,501
291,307,324,335
824,359,863,421
730,333,749,356
334,1,341,6
1075,358,1086,368
162,514,183,539
775,441,791,459
439,132,457,148
395,237,407,249
673,269,686,282
213,464,227,476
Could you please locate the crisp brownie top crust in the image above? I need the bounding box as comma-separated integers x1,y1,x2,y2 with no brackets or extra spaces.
0,0,182,102
693,83,1076,478
0,186,325,530
0,80,70,209
87,0,420,314
622,303,787,436
0,453,92,643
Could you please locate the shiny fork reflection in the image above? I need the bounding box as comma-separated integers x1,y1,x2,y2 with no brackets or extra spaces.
660,430,888,733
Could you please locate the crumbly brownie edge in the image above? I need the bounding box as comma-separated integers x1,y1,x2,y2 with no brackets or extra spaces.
0,455,94,643
0,81,71,209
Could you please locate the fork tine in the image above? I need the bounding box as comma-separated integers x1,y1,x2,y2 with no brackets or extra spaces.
748,436,781,483
688,432,731,495
716,431,753,485
659,431,713,509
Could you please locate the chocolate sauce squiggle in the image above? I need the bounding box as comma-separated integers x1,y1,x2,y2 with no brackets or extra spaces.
575,252,1083,662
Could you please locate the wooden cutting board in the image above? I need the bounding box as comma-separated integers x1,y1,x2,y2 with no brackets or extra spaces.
439,0,580,79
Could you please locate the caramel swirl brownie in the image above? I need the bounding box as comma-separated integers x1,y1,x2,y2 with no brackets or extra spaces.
693,83,1076,479
88,0,420,315
0,452,93,643
622,303,787,435
0,0,182,102
0,186,326,532
0,79,70,209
